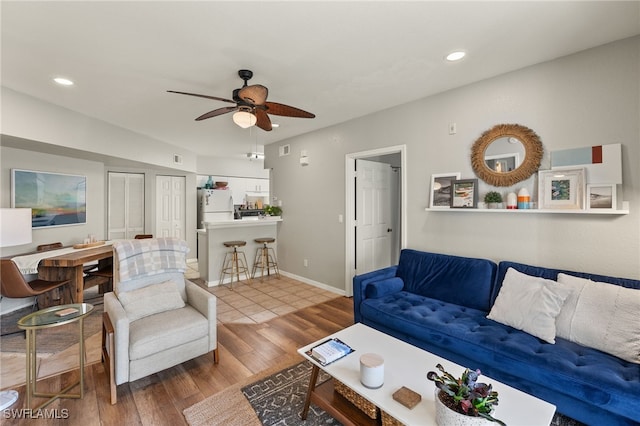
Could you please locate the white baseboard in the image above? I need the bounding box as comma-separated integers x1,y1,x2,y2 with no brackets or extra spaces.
279,270,346,296
198,270,345,296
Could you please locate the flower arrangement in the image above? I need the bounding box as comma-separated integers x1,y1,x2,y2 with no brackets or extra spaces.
427,363,505,425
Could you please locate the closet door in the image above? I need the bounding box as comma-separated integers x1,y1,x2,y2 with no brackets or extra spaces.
108,172,145,239
156,175,186,239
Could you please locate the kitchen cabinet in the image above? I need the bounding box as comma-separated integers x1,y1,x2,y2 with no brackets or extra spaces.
245,178,269,195
198,175,269,205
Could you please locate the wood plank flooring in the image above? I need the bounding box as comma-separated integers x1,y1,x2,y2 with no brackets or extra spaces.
2,296,354,426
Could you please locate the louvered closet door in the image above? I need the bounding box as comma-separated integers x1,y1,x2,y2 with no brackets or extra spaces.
107,172,145,240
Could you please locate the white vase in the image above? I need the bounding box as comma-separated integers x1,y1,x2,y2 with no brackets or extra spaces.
434,390,491,426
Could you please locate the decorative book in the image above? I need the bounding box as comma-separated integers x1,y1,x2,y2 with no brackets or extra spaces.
307,338,354,366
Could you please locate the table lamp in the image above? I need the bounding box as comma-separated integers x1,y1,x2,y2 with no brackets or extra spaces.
0,208,32,410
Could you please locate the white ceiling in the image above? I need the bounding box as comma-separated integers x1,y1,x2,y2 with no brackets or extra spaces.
2,1,639,161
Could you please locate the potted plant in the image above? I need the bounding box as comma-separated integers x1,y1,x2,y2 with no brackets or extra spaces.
263,205,282,217
483,191,503,209
427,363,505,425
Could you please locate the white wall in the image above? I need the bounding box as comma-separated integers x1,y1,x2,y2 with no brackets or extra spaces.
197,155,269,179
266,36,640,292
1,147,106,254
0,147,106,312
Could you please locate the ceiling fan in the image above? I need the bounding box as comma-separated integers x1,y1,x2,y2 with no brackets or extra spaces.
168,69,315,131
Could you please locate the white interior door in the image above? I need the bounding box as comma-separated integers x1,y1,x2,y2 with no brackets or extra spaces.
355,159,392,275
156,175,186,239
108,172,144,239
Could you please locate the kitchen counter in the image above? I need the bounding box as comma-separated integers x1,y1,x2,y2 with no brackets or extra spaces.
197,217,281,286
201,216,282,229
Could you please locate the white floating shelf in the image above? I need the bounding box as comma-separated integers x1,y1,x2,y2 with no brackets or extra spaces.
425,208,629,215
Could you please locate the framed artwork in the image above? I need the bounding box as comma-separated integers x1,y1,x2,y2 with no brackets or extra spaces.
538,168,585,210
12,169,87,228
429,173,461,208
450,179,478,208
586,184,616,210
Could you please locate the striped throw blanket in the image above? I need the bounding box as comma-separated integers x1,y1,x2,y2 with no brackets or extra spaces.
114,238,189,283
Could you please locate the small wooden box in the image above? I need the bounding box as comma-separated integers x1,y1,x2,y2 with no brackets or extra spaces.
392,386,421,409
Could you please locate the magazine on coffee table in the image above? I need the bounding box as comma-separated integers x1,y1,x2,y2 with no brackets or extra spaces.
306,337,354,366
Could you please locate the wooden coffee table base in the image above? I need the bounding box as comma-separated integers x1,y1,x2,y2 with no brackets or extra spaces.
301,364,378,426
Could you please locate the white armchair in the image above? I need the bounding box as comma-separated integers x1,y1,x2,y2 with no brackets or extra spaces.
103,237,217,404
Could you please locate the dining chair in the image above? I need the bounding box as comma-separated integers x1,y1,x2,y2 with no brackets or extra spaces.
0,259,73,309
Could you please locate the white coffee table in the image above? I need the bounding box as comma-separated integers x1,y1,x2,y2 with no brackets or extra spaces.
298,323,556,426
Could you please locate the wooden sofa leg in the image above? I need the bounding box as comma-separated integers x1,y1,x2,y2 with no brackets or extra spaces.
102,312,117,404
213,348,219,364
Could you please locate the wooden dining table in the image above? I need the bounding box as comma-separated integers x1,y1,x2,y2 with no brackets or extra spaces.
37,244,114,304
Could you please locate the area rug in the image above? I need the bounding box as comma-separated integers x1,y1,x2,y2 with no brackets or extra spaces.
184,360,585,426
183,359,338,426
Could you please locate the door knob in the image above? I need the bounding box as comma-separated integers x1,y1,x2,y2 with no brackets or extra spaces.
387,228,392,232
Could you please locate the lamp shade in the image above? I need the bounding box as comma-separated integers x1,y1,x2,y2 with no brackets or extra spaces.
0,208,32,247
232,110,257,129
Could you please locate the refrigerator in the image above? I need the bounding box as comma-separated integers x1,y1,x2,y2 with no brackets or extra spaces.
197,189,234,228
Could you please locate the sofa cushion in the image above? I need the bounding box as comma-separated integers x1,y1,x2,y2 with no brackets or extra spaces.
365,277,404,299
129,305,208,360
557,273,640,364
395,249,497,311
118,279,185,322
487,268,570,343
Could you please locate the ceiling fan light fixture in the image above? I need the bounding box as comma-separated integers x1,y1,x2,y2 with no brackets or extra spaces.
232,109,257,128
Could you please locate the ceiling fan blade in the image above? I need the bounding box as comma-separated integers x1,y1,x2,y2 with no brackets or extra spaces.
255,109,272,131
239,84,268,106
167,90,235,104
195,106,236,121
265,102,315,118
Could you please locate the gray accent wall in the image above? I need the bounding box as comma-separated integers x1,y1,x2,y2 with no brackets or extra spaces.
265,36,640,292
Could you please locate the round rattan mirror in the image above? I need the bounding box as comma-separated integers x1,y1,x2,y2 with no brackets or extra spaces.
471,124,543,187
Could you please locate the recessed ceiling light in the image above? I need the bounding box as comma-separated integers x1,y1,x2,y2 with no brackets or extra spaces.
445,51,466,62
53,77,74,86
271,123,280,128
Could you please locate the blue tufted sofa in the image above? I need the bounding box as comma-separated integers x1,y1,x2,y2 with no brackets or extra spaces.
353,249,640,426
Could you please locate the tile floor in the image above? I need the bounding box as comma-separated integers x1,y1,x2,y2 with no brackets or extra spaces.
188,259,340,324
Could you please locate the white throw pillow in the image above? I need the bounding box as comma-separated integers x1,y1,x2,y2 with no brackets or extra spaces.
557,273,640,364
554,274,587,340
488,268,570,343
118,279,186,322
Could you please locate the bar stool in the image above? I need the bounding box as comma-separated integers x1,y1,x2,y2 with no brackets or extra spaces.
251,237,280,280
219,240,250,288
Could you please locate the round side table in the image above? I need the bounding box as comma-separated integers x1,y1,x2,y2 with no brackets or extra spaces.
18,303,94,410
